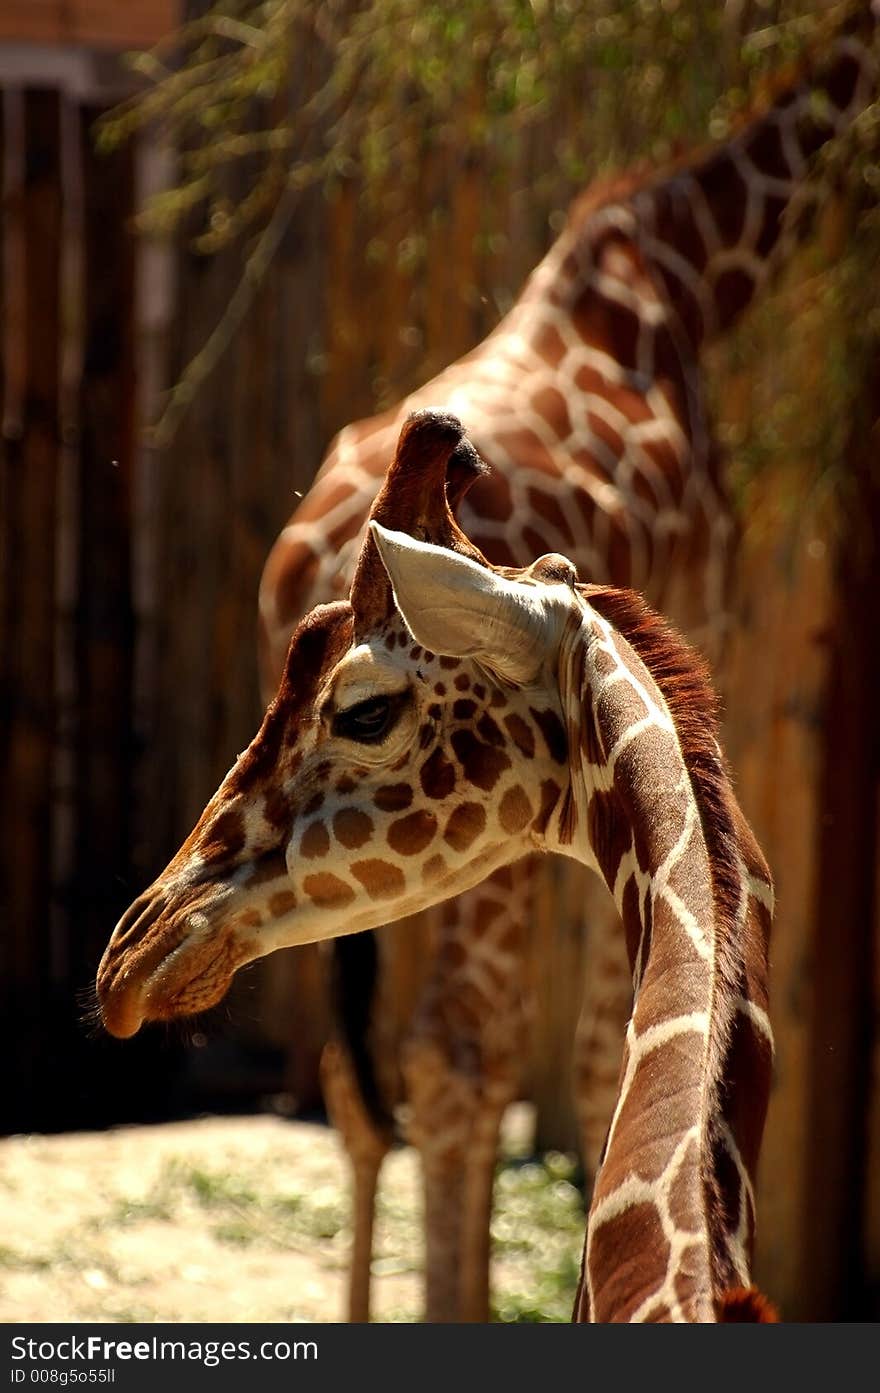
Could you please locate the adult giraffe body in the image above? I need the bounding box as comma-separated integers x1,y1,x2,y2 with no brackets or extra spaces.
254,9,877,1321
97,411,775,1322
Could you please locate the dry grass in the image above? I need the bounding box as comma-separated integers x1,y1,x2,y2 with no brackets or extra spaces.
0,1105,583,1324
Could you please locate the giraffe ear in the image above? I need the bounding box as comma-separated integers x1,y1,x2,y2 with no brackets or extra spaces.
369,522,545,684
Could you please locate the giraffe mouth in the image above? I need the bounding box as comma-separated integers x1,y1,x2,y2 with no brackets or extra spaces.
98,917,251,1039
97,875,267,1038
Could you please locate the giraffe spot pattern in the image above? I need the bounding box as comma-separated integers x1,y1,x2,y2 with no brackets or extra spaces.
350,858,406,900
476,712,504,747
300,820,330,859
580,682,605,768
303,790,325,816
588,789,632,888
443,802,486,852
263,786,292,831
451,729,511,792
826,52,861,111
699,157,747,247
589,1201,671,1323
527,487,576,549
531,384,572,438
374,783,413,812
532,778,562,835
454,673,470,692
499,785,533,835
621,876,643,966
268,890,298,917
387,810,438,856
336,775,357,795
333,808,374,849
713,267,757,327
453,699,477,721
303,872,355,908
503,713,535,758
422,853,448,882
532,321,567,367
439,939,468,971
667,1136,705,1234
420,746,457,799
593,647,617,680
199,807,246,865
530,706,568,764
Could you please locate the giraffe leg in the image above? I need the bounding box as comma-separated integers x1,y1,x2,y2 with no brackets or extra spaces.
459,1080,513,1321
406,1047,470,1321
320,1040,393,1322
403,862,531,1322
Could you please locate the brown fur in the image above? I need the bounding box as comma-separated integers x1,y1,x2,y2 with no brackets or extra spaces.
351,411,488,635
716,1286,780,1323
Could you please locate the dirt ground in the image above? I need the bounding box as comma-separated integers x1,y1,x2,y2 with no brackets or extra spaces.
0,1106,583,1324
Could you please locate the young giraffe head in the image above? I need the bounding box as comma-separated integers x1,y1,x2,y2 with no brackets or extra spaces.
98,408,774,1320
97,411,581,1039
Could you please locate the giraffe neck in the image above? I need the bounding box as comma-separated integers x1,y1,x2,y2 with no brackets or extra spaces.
626,21,877,348
539,18,876,362
555,591,773,1322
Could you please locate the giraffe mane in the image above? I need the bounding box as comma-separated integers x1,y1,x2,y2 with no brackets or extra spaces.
583,583,747,1291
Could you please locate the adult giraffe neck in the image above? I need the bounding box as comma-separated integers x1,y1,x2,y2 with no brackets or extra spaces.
559,16,877,355
555,590,773,1322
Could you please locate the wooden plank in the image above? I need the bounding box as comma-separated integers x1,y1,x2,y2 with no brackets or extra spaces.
0,2,66,45
722,510,832,1320
865,817,880,1314
70,104,137,982
0,1,178,48
0,95,7,677
0,88,62,1127
799,356,880,1319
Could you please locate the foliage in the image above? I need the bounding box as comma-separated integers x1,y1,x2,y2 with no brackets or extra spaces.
101,0,880,463
103,0,854,251
491,1151,585,1322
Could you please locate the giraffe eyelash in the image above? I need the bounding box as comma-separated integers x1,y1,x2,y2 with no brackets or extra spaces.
331,690,412,744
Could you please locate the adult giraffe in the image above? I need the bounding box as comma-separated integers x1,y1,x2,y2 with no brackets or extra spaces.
97,410,776,1323
254,2,877,1322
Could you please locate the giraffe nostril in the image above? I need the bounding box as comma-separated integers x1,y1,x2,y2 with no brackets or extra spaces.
112,889,167,950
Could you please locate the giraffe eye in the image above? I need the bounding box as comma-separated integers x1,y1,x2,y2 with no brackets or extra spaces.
332,692,409,744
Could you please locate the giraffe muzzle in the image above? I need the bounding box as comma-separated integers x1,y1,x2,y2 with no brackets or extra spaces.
96,878,246,1038
96,888,180,1038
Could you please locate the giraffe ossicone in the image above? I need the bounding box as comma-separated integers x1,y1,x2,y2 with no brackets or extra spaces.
97,408,774,1322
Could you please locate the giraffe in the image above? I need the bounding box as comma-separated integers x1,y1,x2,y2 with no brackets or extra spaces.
96,409,776,1322
253,4,877,1321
